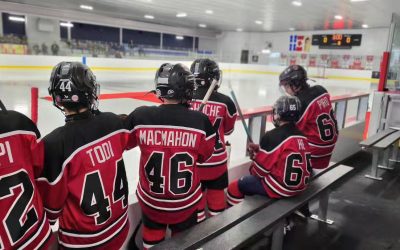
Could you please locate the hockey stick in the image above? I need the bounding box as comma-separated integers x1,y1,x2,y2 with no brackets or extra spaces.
227,81,253,143
197,79,218,112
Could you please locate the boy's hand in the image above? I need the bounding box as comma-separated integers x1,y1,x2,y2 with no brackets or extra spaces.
247,143,260,160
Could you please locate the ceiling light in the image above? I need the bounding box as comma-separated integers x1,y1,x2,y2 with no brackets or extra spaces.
334,15,343,20
199,24,207,28
350,0,368,2
60,22,74,28
80,5,93,10
261,49,271,54
205,10,213,14
362,24,369,28
176,13,187,18
144,15,154,19
8,16,25,22
255,20,263,25
236,28,243,32
289,27,295,31
176,35,184,40
291,1,302,6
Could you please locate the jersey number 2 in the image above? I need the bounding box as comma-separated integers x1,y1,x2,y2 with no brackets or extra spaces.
0,170,38,247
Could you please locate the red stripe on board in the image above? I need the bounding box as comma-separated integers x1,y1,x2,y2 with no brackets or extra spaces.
42,91,162,103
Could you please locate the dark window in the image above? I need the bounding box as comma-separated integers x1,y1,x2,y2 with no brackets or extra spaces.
2,13,26,37
123,29,160,47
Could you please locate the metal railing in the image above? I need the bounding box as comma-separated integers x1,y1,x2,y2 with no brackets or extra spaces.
239,92,370,154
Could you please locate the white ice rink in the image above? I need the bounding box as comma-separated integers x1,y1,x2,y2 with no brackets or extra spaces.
0,63,375,199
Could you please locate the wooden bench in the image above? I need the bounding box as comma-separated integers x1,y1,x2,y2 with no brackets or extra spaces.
360,128,400,180
152,164,353,250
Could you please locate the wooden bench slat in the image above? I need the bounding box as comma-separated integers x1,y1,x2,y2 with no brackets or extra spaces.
152,196,273,250
373,130,400,149
200,165,353,250
359,129,395,147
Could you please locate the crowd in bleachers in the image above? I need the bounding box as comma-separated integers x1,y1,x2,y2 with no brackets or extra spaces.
0,34,27,44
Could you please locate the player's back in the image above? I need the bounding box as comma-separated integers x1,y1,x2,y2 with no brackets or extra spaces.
296,85,338,168
251,123,311,198
191,88,237,179
37,111,130,249
125,104,216,224
0,110,52,249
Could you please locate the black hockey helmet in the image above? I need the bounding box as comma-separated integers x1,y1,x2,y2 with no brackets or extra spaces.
272,96,302,127
154,63,195,103
190,58,222,89
48,62,99,112
279,65,309,91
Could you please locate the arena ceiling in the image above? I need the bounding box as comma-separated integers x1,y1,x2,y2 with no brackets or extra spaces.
1,0,400,32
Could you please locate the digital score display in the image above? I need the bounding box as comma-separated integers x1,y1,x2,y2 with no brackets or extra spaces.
312,34,362,49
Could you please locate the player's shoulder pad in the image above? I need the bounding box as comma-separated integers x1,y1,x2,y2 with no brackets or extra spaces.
214,92,237,115
260,124,298,152
0,110,41,138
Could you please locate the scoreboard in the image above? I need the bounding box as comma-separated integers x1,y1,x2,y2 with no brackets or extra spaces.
312,34,362,49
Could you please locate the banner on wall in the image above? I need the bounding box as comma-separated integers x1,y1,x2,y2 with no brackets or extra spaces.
0,44,28,55
289,35,311,52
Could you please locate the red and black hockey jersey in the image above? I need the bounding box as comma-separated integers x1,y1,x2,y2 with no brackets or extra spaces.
0,110,52,249
250,123,311,199
191,88,237,179
36,111,130,249
296,85,338,169
125,104,216,225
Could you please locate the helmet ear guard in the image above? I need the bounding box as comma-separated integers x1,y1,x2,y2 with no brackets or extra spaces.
190,59,222,90
154,63,195,104
272,96,302,127
48,62,99,113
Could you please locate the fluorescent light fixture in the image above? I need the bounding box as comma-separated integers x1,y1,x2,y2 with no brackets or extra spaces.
80,5,93,10
350,0,368,2
60,22,74,28
292,1,302,6
261,49,271,54
199,24,207,28
205,10,213,14
176,35,184,40
8,16,25,22
362,24,369,28
334,15,343,20
144,15,154,19
176,12,187,18
255,20,263,25
236,28,243,32
289,27,295,31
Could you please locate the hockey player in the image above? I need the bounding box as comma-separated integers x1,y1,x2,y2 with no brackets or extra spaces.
227,96,311,205
124,63,216,249
279,65,338,169
190,59,237,219
36,62,130,249
0,100,53,249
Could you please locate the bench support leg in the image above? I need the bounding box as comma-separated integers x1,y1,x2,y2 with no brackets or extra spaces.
310,190,334,226
389,142,400,163
365,148,383,180
378,147,394,170
271,220,285,250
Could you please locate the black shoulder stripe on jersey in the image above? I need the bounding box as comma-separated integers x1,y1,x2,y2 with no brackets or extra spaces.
0,111,40,138
297,92,330,124
38,129,130,185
